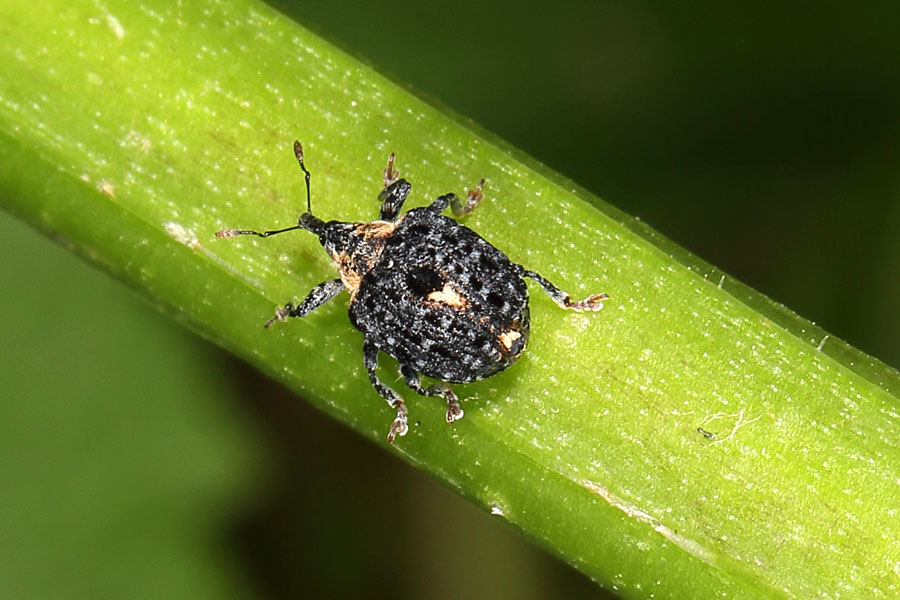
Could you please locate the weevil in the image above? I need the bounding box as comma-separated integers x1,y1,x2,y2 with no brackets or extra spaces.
217,141,608,442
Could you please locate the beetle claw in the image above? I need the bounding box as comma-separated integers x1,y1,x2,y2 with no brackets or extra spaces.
567,292,609,312
446,404,464,424
264,302,294,328
387,414,409,443
445,389,464,424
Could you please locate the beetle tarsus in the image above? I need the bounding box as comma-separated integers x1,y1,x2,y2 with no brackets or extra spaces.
264,303,293,328
450,178,485,217
387,409,409,443
566,292,610,312
383,152,399,188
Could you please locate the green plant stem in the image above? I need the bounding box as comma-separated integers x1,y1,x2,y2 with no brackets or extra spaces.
1,1,899,598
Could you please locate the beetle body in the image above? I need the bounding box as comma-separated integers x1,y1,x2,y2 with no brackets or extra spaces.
349,206,531,384
217,142,607,442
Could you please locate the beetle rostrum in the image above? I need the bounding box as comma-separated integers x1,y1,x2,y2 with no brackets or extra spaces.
217,141,608,443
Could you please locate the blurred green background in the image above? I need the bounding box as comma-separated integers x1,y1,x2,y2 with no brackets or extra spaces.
2,1,898,598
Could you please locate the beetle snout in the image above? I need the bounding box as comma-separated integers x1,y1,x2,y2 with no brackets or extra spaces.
299,212,325,235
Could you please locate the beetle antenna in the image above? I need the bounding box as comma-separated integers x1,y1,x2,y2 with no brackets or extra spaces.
214,140,317,240
215,224,303,239
293,140,312,214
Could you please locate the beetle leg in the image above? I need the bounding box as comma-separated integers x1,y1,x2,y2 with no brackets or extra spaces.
400,364,464,424
363,338,409,442
376,151,411,221
428,179,485,218
378,179,411,221
428,193,454,213
382,151,399,187
521,269,609,312
264,278,344,328
450,178,485,217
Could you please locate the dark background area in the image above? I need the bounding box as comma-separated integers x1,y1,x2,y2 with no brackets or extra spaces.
3,2,898,599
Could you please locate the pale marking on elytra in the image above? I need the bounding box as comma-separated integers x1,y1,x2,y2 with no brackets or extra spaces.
498,329,522,351
427,284,468,308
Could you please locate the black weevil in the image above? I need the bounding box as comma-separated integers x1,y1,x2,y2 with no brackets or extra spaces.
217,141,608,442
